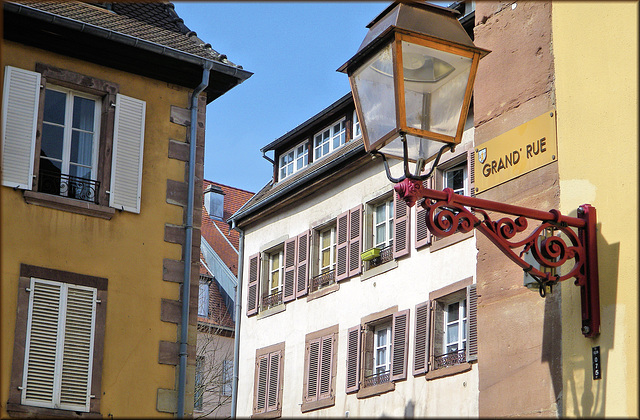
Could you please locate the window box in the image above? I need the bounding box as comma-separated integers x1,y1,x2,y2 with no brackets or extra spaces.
360,247,380,262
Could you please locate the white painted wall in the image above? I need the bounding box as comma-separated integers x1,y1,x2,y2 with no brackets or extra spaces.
236,135,478,417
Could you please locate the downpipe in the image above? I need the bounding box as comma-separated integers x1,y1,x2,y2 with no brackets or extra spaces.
230,219,244,418
177,61,212,418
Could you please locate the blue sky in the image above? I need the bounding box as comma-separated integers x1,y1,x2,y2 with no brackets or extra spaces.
173,2,391,193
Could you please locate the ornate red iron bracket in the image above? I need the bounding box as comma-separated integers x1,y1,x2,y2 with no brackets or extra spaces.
394,178,600,338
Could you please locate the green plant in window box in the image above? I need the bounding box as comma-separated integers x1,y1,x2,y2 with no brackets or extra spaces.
361,247,381,261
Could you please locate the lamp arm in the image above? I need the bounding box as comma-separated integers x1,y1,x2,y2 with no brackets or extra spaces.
393,178,600,338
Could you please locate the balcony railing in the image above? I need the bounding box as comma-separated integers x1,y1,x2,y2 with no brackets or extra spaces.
38,170,100,204
364,244,393,270
309,269,335,293
433,349,466,370
363,370,390,388
261,290,283,310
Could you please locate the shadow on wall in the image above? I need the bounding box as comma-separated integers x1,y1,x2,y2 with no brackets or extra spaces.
404,399,415,418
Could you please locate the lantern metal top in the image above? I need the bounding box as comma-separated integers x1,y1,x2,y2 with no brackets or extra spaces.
338,1,487,76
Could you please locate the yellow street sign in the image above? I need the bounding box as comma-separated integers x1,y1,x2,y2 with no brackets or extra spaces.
474,110,558,193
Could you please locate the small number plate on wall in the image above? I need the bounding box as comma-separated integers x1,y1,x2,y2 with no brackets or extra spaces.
592,346,602,380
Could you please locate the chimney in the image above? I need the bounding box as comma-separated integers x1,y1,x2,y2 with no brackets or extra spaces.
204,184,225,221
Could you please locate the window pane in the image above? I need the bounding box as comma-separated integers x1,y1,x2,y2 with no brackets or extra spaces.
41,124,64,160
376,328,387,346
69,164,92,180
72,96,96,131
446,343,458,354
447,323,458,344
70,131,94,166
43,89,66,125
376,348,386,365
447,302,459,322
321,249,331,268
270,271,279,290
376,225,386,245
375,203,386,224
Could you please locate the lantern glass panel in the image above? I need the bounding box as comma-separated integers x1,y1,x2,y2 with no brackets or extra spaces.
352,42,397,148
402,41,472,138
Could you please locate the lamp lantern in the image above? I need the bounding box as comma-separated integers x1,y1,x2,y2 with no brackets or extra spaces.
338,1,489,171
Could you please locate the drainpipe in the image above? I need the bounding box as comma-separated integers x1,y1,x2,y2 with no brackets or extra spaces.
177,61,212,418
230,219,245,418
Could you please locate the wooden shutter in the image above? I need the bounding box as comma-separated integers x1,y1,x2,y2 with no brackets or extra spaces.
110,93,146,213
391,309,409,381
467,149,476,198
415,178,433,249
253,354,268,414
335,211,349,282
2,66,40,189
283,237,297,303
348,205,362,277
246,253,260,316
393,191,410,258
304,338,321,403
413,301,430,376
318,334,334,400
345,325,361,393
466,284,478,362
296,230,310,298
267,350,281,412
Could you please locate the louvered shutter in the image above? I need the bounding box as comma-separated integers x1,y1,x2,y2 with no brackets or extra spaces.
345,325,360,393
393,191,410,258
413,301,430,376
254,354,268,414
2,66,40,189
415,178,433,249
304,338,320,403
283,237,297,303
267,350,281,412
467,149,476,198
110,94,146,213
296,230,310,298
318,334,334,400
335,211,349,281
391,309,409,381
466,284,478,362
246,253,260,316
348,205,362,277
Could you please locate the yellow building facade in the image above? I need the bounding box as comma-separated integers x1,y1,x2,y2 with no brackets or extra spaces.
553,2,638,417
1,2,250,417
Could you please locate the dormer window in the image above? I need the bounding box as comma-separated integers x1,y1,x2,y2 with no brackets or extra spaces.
314,119,346,161
279,141,308,181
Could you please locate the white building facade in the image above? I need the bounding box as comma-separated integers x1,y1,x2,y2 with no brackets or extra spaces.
230,92,480,417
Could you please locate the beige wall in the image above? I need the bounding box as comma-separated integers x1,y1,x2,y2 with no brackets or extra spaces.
552,2,639,417
1,41,193,417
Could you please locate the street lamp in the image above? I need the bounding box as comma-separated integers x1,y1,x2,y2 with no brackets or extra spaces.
339,1,600,338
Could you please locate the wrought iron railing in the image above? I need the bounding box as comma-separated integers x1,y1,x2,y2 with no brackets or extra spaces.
261,290,283,310
364,244,394,270
433,349,466,370
363,370,390,387
38,170,100,204
310,269,335,293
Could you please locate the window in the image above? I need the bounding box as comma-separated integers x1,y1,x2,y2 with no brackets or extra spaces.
313,119,345,161
264,248,284,310
279,141,308,181
222,360,233,397
198,281,210,317
414,278,478,380
353,110,361,139
302,325,338,412
195,356,205,411
373,199,394,249
346,307,409,398
2,64,146,216
7,264,107,417
253,342,284,418
444,163,467,196
310,223,337,294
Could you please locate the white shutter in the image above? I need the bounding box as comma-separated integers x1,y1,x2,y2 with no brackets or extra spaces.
2,66,40,189
22,279,96,412
110,93,146,213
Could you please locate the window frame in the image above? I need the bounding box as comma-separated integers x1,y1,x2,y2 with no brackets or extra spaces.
313,118,346,161
278,140,309,181
7,264,107,418
301,324,338,413
252,342,284,419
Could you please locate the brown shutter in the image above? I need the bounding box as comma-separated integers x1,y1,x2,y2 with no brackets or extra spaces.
345,325,361,393
253,354,268,414
348,205,362,277
415,178,433,249
247,253,260,316
413,301,430,376
304,338,320,402
467,149,476,198
318,334,334,400
393,191,410,258
466,284,478,362
430,300,445,369
283,237,297,303
391,309,409,381
296,230,310,298
335,211,349,282
267,350,281,411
